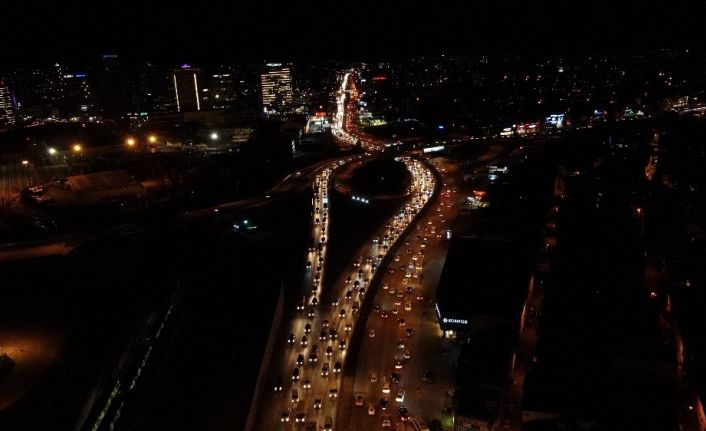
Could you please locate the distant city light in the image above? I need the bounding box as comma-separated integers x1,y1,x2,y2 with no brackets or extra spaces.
423,145,445,153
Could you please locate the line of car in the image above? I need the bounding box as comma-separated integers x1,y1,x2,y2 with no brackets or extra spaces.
272,157,437,431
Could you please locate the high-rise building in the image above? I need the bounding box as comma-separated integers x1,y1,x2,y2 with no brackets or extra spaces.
207,67,238,110
173,65,201,112
137,62,175,113
61,72,93,115
96,54,137,117
260,63,293,114
0,81,16,126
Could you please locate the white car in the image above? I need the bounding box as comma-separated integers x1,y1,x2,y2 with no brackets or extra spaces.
355,393,365,406
369,329,376,338
395,389,405,402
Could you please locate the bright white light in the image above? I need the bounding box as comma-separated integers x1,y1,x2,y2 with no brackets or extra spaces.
48,147,57,155
210,132,219,140
193,74,201,111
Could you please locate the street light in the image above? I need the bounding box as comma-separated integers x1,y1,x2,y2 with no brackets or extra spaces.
148,135,157,144
48,147,57,155
210,132,219,140
126,137,136,147
21,160,32,186
72,143,83,153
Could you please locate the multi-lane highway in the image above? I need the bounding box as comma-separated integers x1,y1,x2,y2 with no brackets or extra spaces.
340,159,462,431
254,71,511,431
253,156,435,431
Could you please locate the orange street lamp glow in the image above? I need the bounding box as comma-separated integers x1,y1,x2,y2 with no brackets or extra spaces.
126,138,136,147
72,143,83,153
148,135,157,144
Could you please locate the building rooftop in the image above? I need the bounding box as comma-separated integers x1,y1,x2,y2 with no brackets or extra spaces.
455,326,515,420
436,236,534,326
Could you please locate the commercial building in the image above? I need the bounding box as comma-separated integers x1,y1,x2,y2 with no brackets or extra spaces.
435,235,534,339
453,327,515,431
61,72,92,115
96,54,138,117
0,81,15,126
173,65,202,112
207,68,238,110
260,63,293,115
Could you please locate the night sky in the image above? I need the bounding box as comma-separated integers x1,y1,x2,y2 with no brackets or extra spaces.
4,0,702,65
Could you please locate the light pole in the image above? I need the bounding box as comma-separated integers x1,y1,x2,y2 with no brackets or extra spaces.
21,160,32,187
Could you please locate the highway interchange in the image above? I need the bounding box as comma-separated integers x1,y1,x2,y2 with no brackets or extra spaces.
252,71,479,431
254,153,437,431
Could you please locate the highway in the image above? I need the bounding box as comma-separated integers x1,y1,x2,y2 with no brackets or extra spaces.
340,158,462,431
253,69,507,431
253,156,435,431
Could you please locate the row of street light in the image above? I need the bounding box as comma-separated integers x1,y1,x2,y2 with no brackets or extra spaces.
42,135,160,156
42,131,222,156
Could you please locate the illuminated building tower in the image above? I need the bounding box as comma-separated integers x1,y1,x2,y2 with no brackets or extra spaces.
260,63,293,115
0,81,16,126
173,65,202,112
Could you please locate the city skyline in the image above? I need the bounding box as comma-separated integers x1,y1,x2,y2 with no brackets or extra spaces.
1,4,705,431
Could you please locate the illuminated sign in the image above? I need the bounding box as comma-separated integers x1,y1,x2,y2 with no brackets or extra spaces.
372,76,387,81
442,317,468,325
546,114,565,127
315,112,327,117
180,64,192,69
423,145,445,153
